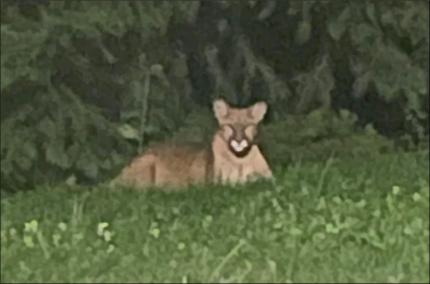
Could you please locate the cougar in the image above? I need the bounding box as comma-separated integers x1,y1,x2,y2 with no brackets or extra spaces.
113,99,273,189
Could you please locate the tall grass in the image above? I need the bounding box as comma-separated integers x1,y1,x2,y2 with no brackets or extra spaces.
1,152,429,283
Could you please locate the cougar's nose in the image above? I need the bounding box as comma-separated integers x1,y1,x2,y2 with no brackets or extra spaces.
231,139,248,149
238,139,248,148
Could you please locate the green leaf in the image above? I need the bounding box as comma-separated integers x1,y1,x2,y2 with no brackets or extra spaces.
352,71,371,98
295,21,312,45
118,124,140,141
77,154,99,178
24,220,38,233
65,175,77,186
18,156,32,171
23,142,37,160
46,144,69,169
365,3,377,26
328,7,350,41
38,118,57,138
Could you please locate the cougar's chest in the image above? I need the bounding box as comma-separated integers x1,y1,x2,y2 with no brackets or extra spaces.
213,148,258,184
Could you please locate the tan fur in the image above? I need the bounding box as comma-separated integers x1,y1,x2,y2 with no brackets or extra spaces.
113,143,213,190
114,99,273,190
211,134,272,184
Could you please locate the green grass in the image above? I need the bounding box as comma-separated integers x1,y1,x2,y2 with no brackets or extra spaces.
1,152,429,283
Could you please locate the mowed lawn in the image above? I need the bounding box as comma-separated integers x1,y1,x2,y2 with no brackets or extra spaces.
1,152,429,283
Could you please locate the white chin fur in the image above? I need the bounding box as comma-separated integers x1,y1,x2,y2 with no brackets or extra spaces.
230,139,248,152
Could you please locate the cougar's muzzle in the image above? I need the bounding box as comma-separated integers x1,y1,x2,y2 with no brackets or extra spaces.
222,124,255,158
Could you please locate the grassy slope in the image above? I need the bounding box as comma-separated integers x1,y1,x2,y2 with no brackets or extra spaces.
1,152,429,283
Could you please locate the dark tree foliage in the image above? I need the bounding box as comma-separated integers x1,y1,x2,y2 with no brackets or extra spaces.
1,1,428,190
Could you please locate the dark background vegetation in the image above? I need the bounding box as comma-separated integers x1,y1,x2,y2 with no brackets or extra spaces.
1,0,429,191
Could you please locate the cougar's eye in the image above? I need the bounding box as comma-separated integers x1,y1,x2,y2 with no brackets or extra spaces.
222,124,234,140
244,125,256,139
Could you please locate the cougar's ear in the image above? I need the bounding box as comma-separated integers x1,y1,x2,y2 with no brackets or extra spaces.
249,101,267,122
213,99,230,122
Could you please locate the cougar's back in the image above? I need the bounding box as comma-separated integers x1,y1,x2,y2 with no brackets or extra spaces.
114,143,213,189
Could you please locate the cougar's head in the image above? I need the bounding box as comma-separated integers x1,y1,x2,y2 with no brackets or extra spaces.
213,99,268,158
